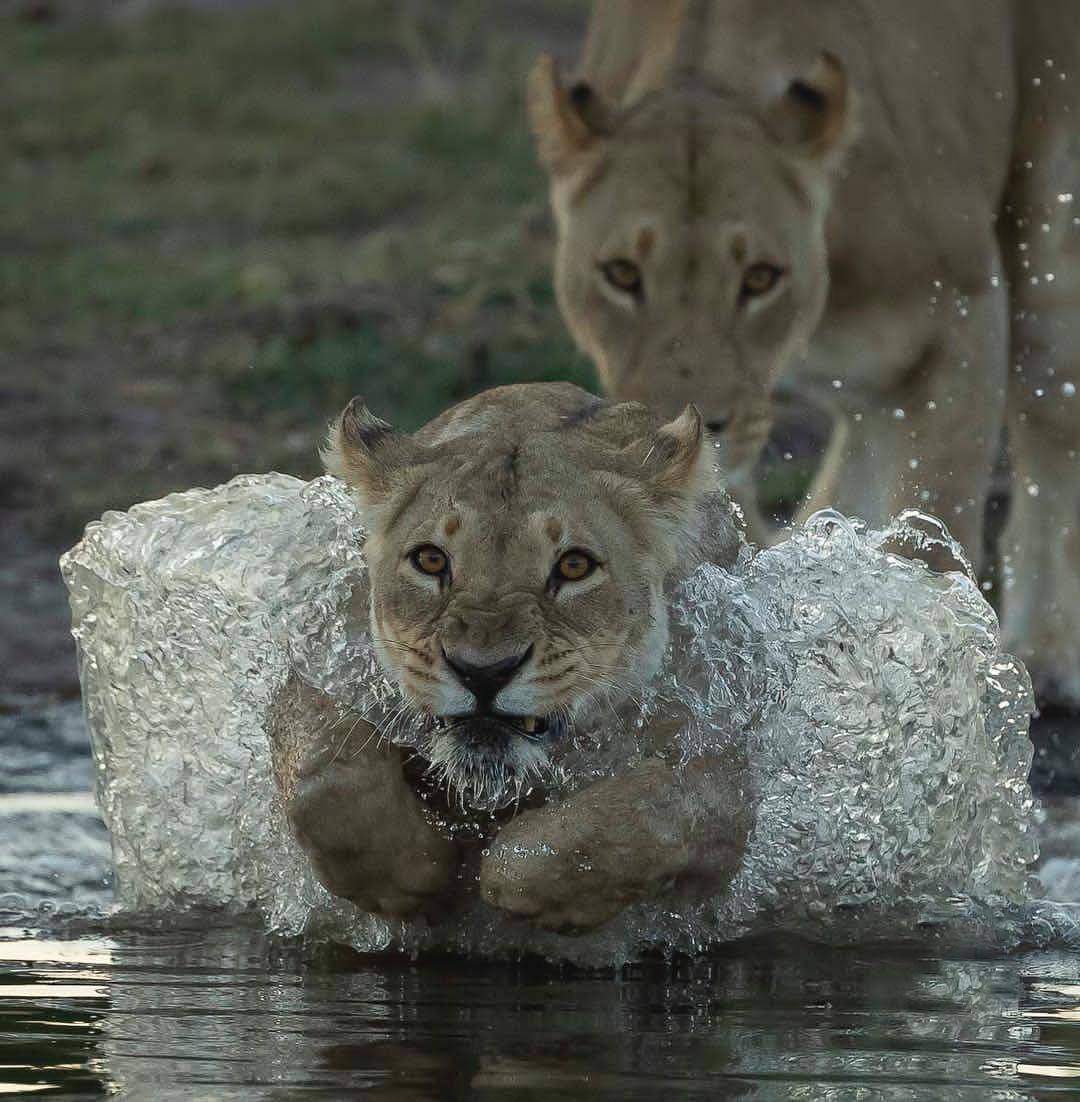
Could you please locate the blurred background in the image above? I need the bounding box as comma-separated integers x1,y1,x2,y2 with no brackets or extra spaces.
2,0,609,699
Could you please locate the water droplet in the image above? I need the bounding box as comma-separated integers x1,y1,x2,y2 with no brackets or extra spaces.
1041,223,1052,233
1063,382,1076,397
1046,272,1056,282
892,408,906,420
908,458,919,470
990,275,1001,287
783,451,793,461
1026,482,1040,497
1035,387,1045,397
1032,77,1042,86
927,400,938,411
1059,192,1074,203
831,378,843,389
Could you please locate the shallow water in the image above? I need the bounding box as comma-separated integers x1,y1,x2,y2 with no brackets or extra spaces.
4,928,1080,1098
4,697,1080,1098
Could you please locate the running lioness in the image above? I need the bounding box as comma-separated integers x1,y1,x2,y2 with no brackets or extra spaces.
529,0,1080,703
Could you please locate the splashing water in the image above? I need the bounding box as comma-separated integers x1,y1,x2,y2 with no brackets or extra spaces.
60,475,1062,964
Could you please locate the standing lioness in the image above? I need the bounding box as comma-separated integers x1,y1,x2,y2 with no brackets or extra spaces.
530,0,1080,702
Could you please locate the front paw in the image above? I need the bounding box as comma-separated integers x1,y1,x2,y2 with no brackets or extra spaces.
288,762,459,921
478,796,684,934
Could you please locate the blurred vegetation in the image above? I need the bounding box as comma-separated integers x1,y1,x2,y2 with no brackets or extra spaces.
2,0,594,538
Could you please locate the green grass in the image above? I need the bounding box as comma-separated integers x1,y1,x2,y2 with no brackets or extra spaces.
0,1,563,333
1,0,595,536
229,322,595,432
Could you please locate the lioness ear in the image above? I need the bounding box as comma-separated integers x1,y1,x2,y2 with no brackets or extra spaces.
527,53,611,173
766,52,854,163
322,397,424,508
633,404,718,514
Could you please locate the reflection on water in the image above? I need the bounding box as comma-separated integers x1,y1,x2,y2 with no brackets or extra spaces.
2,928,1080,1099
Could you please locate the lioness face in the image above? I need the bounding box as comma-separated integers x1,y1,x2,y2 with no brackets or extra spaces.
529,55,854,476
554,123,829,472
324,384,715,807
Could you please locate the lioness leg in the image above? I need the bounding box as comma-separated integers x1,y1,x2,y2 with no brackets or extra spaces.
1002,393,1080,705
1000,296,1080,705
996,61,1080,705
269,673,460,919
798,287,1008,573
479,750,751,933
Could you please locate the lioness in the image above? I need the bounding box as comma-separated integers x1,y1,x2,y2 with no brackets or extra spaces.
528,0,1080,703
269,382,1035,940
276,382,749,932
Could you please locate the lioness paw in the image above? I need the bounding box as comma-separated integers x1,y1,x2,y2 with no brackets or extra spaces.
287,764,459,922
478,818,666,934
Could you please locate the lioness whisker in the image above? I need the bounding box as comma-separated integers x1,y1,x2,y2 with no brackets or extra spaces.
371,636,426,659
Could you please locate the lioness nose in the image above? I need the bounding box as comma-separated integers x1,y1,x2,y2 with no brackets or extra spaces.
705,417,730,434
442,645,533,710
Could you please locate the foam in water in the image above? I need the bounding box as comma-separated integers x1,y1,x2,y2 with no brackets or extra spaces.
61,474,1049,963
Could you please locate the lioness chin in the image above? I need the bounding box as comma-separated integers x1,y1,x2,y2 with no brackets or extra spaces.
275,382,749,932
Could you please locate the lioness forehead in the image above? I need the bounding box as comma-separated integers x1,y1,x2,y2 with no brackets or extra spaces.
400,441,609,525
381,434,642,557
408,501,587,554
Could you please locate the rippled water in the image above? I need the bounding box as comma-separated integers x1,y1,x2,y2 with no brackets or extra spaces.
4,700,1080,1098
5,929,1080,1098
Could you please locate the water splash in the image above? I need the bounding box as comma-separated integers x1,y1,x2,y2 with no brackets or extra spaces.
61,475,1056,963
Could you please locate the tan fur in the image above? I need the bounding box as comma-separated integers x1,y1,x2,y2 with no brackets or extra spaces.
279,383,750,931
532,0,1080,702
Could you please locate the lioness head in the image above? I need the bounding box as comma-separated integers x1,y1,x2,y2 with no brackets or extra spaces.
324,382,717,808
529,53,855,474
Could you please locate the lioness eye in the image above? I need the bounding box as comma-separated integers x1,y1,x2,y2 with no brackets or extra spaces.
410,544,449,577
600,258,643,296
555,549,597,583
741,263,784,299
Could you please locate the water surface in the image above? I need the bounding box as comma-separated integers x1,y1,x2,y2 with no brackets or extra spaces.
5,928,1080,1098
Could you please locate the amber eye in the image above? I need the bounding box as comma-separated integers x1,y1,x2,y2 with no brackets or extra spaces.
741,263,784,299
554,549,598,583
600,258,643,296
410,544,449,577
